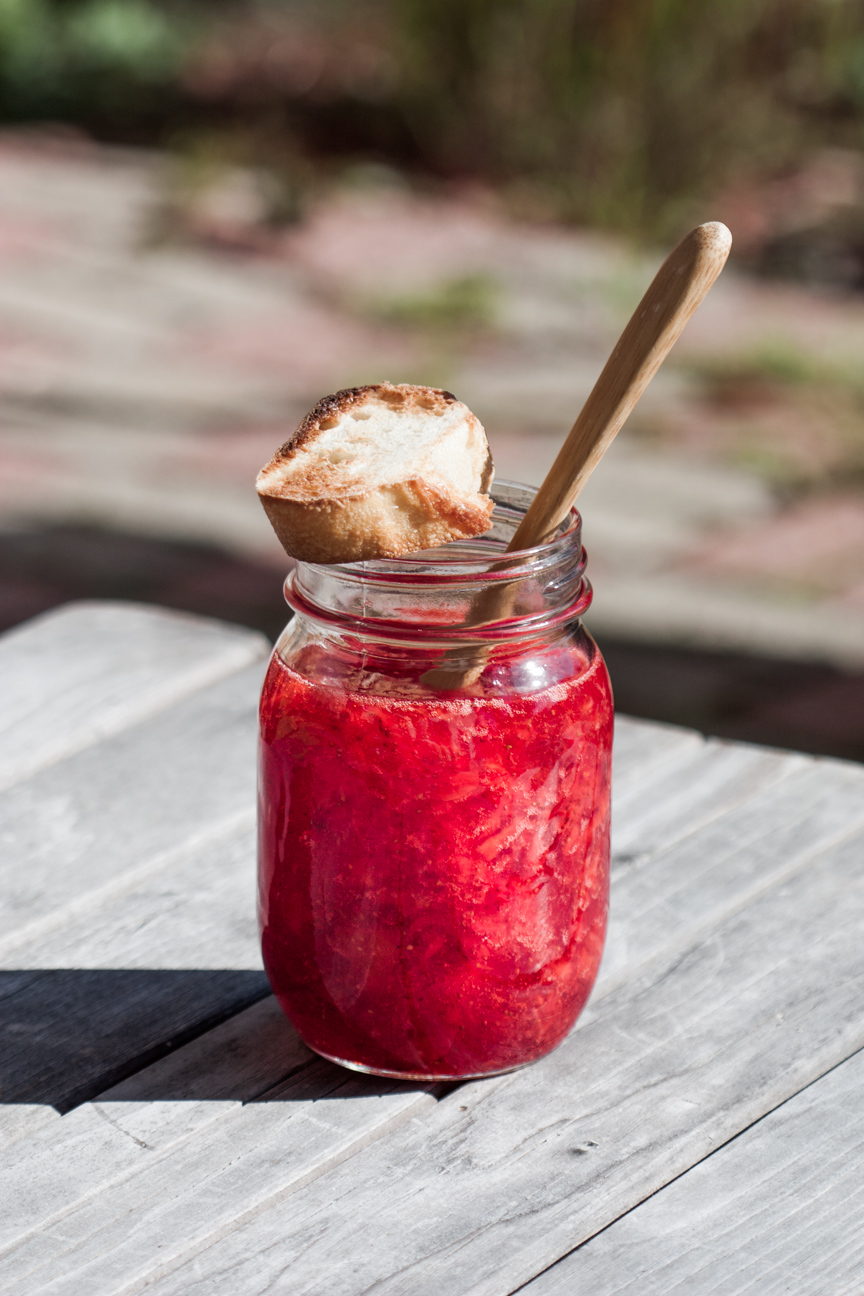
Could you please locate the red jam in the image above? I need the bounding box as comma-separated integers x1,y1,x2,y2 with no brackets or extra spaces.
258,638,613,1078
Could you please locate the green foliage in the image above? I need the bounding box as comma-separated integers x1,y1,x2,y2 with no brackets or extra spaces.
204,0,864,236
382,0,864,235
68,1,184,78
685,342,864,394
9,1,864,236
0,0,188,121
681,339,864,491
686,343,830,390
367,274,497,333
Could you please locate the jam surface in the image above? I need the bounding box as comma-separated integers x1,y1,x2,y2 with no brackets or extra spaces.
258,639,613,1078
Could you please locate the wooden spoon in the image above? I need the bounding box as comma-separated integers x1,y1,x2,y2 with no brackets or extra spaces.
422,220,732,690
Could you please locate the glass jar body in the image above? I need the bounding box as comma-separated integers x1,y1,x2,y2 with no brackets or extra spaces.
258,485,613,1080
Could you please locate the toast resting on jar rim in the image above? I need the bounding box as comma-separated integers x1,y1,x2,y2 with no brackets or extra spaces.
256,382,494,564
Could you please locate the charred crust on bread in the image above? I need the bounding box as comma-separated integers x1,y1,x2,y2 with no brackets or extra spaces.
275,387,368,458
256,382,493,562
273,383,459,462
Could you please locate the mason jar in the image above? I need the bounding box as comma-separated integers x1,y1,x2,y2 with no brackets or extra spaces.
258,481,613,1080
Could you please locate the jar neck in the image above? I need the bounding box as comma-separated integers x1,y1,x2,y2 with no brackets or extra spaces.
284,481,591,649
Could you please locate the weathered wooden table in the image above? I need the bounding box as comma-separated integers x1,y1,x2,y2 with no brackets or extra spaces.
2,601,864,1295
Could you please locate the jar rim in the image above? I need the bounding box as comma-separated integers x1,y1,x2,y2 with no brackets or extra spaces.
284,480,591,643
297,480,581,589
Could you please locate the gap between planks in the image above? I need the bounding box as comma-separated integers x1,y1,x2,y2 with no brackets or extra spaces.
122,813,864,1296
0,661,265,960
0,728,798,1226
0,708,704,1124
2,604,860,1294
0,664,269,1132
520,1041,864,1296
3,740,864,1294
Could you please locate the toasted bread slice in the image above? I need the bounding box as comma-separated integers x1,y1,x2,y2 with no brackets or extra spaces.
256,382,494,563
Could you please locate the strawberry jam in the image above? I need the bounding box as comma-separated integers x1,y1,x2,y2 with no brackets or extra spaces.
258,632,613,1079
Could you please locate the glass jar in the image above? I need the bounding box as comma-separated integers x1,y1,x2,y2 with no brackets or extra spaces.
258,481,613,1080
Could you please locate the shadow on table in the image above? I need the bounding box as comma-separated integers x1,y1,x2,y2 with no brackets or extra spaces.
0,969,436,1113
1,968,270,1112
3,521,864,763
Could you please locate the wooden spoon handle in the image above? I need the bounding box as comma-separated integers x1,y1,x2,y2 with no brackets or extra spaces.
507,221,732,552
420,221,731,690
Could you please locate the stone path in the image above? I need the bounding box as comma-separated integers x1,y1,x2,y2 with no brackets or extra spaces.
2,132,864,674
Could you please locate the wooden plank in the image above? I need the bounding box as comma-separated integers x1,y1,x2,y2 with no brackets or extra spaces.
0,724,716,1131
610,736,804,869
0,712,783,1115
0,1105,59,1147
0,817,269,1115
610,714,702,792
0,677,846,1288
0,599,436,1235
0,601,268,792
114,810,864,1296
0,811,436,1286
3,744,862,1294
0,737,795,1255
0,660,264,960
601,753,864,989
523,1046,864,1296
0,663,269,1123
0,997,309,1243
0,1010,437,1295
7,818,261,978
0,995,305,1156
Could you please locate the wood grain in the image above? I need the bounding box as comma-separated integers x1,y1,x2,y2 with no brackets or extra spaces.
523,1046,864,1295
0,724,752,1150
0,601,267,792
0,604,268,1147
4,609,863,1296
609,714,703,792
5,742,864,1294
601,752,864,989
134,816,864,1296
0,820,268,1112
0,1064,439,1296
0,661,264,960
0,704,690,1118
610,737,804,866
0,660,271,1127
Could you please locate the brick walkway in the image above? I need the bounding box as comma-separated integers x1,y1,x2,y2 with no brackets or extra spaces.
2,132,864,692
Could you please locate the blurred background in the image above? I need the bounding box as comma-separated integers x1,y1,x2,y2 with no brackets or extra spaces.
2,0,864,758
